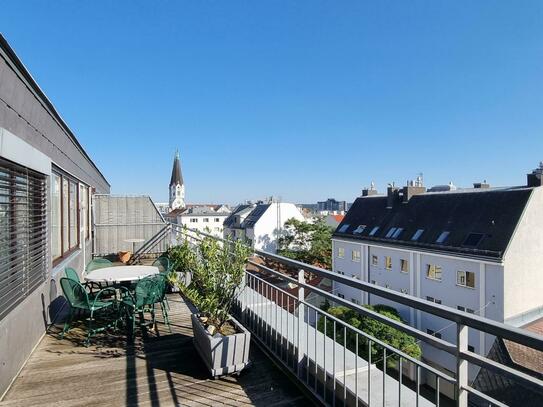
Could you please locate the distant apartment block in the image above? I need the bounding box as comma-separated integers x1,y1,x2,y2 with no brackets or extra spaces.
331,166,543,390
168,204,230,239
317,198,347,212
224,202,305,253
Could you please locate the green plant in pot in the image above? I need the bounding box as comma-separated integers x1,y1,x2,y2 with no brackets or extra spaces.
177,236,252,378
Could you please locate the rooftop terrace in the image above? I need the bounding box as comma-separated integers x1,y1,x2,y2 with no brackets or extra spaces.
0,294,308,407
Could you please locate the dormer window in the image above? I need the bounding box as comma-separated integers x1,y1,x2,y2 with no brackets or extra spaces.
353,225,366,234
385,227,397,238
436,231,450,244
369,226,379,236
338,224,350,233
462,233,484,248
411,229,424,241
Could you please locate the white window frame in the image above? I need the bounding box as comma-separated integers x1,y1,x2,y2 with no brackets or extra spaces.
338,247,345,258
352,250,361,262
456,270,476,288
426,264,443,281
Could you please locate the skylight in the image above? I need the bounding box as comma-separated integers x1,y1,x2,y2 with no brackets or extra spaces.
462,233,484,247
436,231,450,244
385,227,397,238
353,225,366,234
338,224,350,233
391,228,404,239
411,229,424,241
369,226,379,236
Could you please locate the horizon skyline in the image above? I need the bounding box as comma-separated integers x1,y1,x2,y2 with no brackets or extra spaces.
1,1,542,204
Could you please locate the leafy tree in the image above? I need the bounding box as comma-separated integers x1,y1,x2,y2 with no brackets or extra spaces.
278,217,333,268
317,304,421,366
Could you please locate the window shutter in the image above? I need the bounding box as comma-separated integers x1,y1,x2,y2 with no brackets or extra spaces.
0,157,47,321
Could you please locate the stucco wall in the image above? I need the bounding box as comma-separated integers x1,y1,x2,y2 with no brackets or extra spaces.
503,187,543,322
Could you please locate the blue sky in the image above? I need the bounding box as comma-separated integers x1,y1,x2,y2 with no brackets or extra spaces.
1,1,542,205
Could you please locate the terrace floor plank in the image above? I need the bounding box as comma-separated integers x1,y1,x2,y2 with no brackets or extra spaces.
0,294,309,407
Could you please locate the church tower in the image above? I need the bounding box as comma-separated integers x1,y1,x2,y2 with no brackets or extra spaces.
169,150,185,210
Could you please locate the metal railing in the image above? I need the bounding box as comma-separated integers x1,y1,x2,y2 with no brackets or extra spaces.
169,224,543,406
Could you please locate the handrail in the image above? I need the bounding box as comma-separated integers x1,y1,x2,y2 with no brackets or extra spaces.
170,222,543,353
170,223,543,404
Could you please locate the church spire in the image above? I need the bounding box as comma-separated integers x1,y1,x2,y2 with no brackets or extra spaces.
169,149,183,187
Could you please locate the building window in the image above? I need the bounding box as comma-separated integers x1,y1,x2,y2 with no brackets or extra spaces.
214,218,220,222
338,293,345,299
391,228,403,239
203,218,209,223
426,296,442,305
400,259,409,273
338,224,350,233
385,284,390,289
385,256,392,270
190,218,198,223
371,280,377,285
427,329,442,339
369,226,379,236
371,255,378,266
401,288,409,294
457,271,475,288
426,264,443,281
52,173,62,260
457,306,476,314
338,247,345,258
436,231,450,244
352,250,361,262
351,298,360,305
411,229,424,241
0,158,47,321
353,225,366,234
468,345,475,352
53,170,84,262
385,227,397,238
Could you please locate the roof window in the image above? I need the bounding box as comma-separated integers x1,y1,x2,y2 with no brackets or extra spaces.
338,224,350,233
353,225,366,234
385,227,397,238
462,233,484,248
436,231,450,244
411,229,424,241
369,226,379,236
391,228,404,239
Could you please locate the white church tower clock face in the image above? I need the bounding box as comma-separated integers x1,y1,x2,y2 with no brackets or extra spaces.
169,150,185,210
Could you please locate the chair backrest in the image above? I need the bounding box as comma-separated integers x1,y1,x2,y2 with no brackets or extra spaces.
60,277,89,309
87,258,113,272
134,276,161,308
152,256,170,273
65,267,81,283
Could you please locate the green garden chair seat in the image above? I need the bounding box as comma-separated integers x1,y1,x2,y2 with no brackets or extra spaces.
59,277,120,346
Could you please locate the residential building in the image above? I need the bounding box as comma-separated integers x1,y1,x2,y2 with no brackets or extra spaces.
332,168,543,392
324,213,345,228
170,204,231,239
317,198,347,212
224,201,305,253
169,150,185,211
154,201,170,215
0,35,109,396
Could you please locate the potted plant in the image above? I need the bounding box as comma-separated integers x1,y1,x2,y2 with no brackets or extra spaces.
178,236,251,378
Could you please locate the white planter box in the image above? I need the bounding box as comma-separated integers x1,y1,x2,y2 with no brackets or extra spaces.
191,313,251,378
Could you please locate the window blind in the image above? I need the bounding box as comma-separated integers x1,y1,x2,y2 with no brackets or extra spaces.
0,157,47,321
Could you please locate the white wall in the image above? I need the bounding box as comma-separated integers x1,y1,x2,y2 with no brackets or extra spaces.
252,203,305,253
503,187,543,322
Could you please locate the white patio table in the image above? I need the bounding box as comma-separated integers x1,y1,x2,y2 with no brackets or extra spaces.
84,265,159,283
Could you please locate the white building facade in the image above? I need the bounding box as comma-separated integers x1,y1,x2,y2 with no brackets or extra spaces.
331,170,543,392
175,205,231,239
224,202,306,253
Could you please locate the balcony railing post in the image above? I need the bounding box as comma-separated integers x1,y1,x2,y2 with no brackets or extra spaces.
456,323,468,407
297,269,305,378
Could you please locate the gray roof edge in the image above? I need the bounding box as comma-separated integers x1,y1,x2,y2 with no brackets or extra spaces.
0,33,110,187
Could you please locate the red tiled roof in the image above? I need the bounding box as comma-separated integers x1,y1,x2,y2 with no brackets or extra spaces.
504,318,543,374
332,214,345,222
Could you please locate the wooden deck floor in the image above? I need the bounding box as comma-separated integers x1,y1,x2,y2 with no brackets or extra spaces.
0,294,309,407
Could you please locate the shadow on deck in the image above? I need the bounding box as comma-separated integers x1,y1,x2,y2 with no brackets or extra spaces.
0,295,309,407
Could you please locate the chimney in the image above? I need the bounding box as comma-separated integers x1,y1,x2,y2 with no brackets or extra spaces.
362,181,378,197
401,177,426,202
527,162,543,187
473,181,490,189
386,183,400,208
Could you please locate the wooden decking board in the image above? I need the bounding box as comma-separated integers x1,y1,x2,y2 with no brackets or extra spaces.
1,295,309,407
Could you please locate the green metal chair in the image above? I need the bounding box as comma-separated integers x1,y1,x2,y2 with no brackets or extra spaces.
86,258,113,272
121,275,171,335
152,256,171,273
64,267,101,295
59,277,120,346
